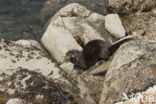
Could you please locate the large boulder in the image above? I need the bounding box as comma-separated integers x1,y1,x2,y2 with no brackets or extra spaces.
41,24,82,64
41,3,127,64
106,0,156,15
42,3,107,43
0,69,82,104
41,3,107,64
0,38,99,104
0,39,64,81
99,40,156,104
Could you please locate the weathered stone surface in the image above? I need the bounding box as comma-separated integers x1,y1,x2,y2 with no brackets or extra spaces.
41,4,156,104
99,40,156,104
0,39,64,81
105,14,126,38
60,62,81,78
1,2,156,104
151,7,156,17
60,58,111,104
60,60,109,104
42,25,82,64
0,69,82,104
122,10,156,41
77,77,97,104
0,38,102,104
6,98,28,104
42,3,114,63
106,0,156,15
15,40,43,50
79,61,110,103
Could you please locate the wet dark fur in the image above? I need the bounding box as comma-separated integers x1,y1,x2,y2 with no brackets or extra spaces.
66,38,132,70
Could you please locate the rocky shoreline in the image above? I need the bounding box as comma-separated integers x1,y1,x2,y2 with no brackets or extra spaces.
0,0,156,104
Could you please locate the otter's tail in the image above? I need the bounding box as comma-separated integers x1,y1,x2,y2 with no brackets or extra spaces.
109,35,133,56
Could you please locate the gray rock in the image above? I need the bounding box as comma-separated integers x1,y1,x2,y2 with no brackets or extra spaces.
0,38,96,104
60,62,80,78
151,7,156,17
122,11,156,41
0,39,65,81
60,53,111,104
1,69,82,104
99,40,156,104
42,25,82,64
77,77,96,104
6,98,28,104
60,62,107,104
106,0,156,15
105,14,126,38
42,3,112,64
79,61,110,103
15,40,43,50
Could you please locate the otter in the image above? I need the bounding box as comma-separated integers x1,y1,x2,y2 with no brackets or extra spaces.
66,36,134,70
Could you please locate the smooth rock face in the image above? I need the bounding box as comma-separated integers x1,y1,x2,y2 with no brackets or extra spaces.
105,14,126,38
42,3,113,63
0,39,64,81
6,98,28,104
106,0,156,15
42,25,82,64
99,40,156,104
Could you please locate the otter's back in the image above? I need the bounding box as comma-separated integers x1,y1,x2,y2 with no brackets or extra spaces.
83,40,111,62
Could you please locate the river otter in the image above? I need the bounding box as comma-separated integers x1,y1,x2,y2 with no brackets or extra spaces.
66,36,134,70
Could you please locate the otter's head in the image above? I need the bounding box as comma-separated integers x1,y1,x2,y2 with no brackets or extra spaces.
66,50,81,64
66,50,87,69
